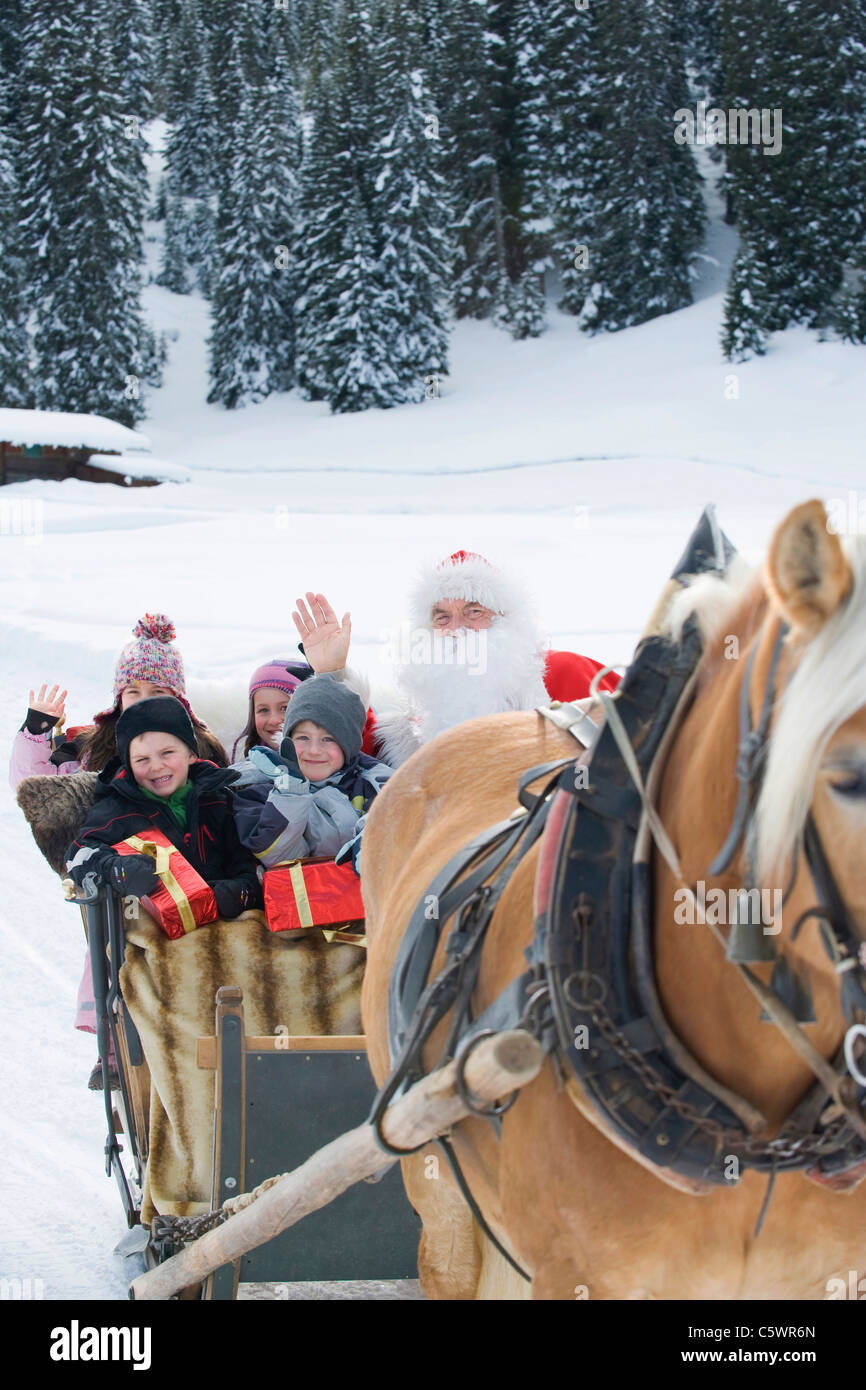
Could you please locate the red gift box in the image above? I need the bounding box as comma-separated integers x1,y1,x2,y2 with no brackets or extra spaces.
113,831,218,940
264,859,364,943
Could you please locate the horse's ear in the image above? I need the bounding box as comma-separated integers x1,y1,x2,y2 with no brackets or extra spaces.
766,499,853,636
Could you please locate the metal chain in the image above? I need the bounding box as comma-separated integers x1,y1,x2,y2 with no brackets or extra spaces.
572,980,849,1164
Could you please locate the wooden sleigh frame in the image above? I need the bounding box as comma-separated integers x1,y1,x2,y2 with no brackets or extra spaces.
196,987,420,1299
80,881,419,1295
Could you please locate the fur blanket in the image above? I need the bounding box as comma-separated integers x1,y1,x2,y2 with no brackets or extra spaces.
16,772,100,874
121,905,364,1222
16,772,365,1222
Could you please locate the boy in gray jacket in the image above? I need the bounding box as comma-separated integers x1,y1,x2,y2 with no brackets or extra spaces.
231,675,391,873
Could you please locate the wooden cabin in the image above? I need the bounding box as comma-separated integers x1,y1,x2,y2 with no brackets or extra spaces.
0,409,185,487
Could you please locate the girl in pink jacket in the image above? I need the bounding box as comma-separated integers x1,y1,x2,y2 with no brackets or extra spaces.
10,614,227,1090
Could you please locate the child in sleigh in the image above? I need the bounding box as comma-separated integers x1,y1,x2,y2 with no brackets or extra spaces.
230,675,391,876
65,697,261,918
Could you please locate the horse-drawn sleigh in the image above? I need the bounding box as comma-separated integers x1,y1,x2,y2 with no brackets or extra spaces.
20,500,866,1300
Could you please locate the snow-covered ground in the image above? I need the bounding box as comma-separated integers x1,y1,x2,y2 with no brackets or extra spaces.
1,138,864,1300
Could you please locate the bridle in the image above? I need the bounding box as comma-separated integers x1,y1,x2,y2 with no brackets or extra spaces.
703,615,866,1080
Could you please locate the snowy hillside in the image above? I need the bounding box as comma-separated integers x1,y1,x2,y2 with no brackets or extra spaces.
1,126,865,1299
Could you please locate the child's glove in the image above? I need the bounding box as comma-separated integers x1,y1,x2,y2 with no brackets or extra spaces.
248,746,302,791
335,827,363,877
213,879,261,919
109,854,161,898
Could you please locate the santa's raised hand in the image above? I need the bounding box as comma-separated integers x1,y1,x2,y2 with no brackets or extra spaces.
292,592,351,673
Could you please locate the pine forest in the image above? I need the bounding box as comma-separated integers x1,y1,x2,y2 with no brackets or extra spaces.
0,0,864,421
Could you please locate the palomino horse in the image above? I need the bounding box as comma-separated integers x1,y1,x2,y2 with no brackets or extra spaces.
361,500,866,1299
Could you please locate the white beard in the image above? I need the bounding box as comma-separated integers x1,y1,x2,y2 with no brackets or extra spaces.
385,618,549,756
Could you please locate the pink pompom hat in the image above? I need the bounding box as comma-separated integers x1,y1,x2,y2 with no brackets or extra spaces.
248,661,302,698
94,613,201,725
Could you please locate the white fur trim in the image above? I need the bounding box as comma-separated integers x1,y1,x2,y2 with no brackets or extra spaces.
371,708,423,768
330,665,371,708
409,552,530,627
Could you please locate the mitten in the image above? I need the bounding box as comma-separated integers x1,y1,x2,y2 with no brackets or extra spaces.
109,854,160,898
23,707,60,735
212,878,260,919
248,746,301,791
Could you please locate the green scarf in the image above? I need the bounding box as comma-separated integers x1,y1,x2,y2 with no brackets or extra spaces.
140,779,192,830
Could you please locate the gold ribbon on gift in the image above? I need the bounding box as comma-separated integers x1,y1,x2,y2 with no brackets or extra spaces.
321,927,367,948
123,835,198,936
283,860,365,945
288,861,314,929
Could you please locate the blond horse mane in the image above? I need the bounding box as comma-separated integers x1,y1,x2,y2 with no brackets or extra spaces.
656,534,866,884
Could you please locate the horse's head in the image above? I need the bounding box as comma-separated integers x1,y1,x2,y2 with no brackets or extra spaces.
658,501,866,1107
757,501,866,952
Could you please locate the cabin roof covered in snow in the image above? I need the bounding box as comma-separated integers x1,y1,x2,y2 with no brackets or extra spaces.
0,408,152,453
86,453,190,483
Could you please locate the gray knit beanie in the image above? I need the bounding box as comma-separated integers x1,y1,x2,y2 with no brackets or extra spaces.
281,675,366,763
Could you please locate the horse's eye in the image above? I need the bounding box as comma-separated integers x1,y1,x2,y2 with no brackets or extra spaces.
830,771,866,799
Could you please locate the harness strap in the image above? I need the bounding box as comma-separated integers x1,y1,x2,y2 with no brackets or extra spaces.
387,758,575,1066
709,622,788,878
536,700,602,750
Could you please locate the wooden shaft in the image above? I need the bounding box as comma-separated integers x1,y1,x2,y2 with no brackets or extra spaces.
130,1029,542,1301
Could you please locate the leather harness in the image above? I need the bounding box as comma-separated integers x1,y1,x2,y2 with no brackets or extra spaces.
369,507,866,1268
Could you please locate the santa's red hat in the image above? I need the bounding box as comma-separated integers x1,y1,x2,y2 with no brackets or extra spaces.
409,550,528,627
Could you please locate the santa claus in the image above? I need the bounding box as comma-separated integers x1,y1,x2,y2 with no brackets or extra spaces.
292,549,620,767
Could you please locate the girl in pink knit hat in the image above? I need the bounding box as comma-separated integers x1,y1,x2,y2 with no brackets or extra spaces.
230,659,308,765
9,613,227,786
9,614,227,1091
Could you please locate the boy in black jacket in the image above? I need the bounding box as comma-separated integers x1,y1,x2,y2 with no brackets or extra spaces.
66,696,261,919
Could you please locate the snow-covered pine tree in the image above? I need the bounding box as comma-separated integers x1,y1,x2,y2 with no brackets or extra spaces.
163,0,216,199
722,0,866,347
680,0,723,102
16,3,70,304
436,0,506,319
833,275,866,345
151,0,183,112
108,0,154,122
544,0,604,316
577,0,705,333
500,0,551,338
155,191,192,292
295,4,404,411
0,109,31,406
187,196,216,296
0,0,23,123
720,241,769,360
18,1,149,424
206,24,298,406
720,0,866,351
296,0,336,98
371,2,452,389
